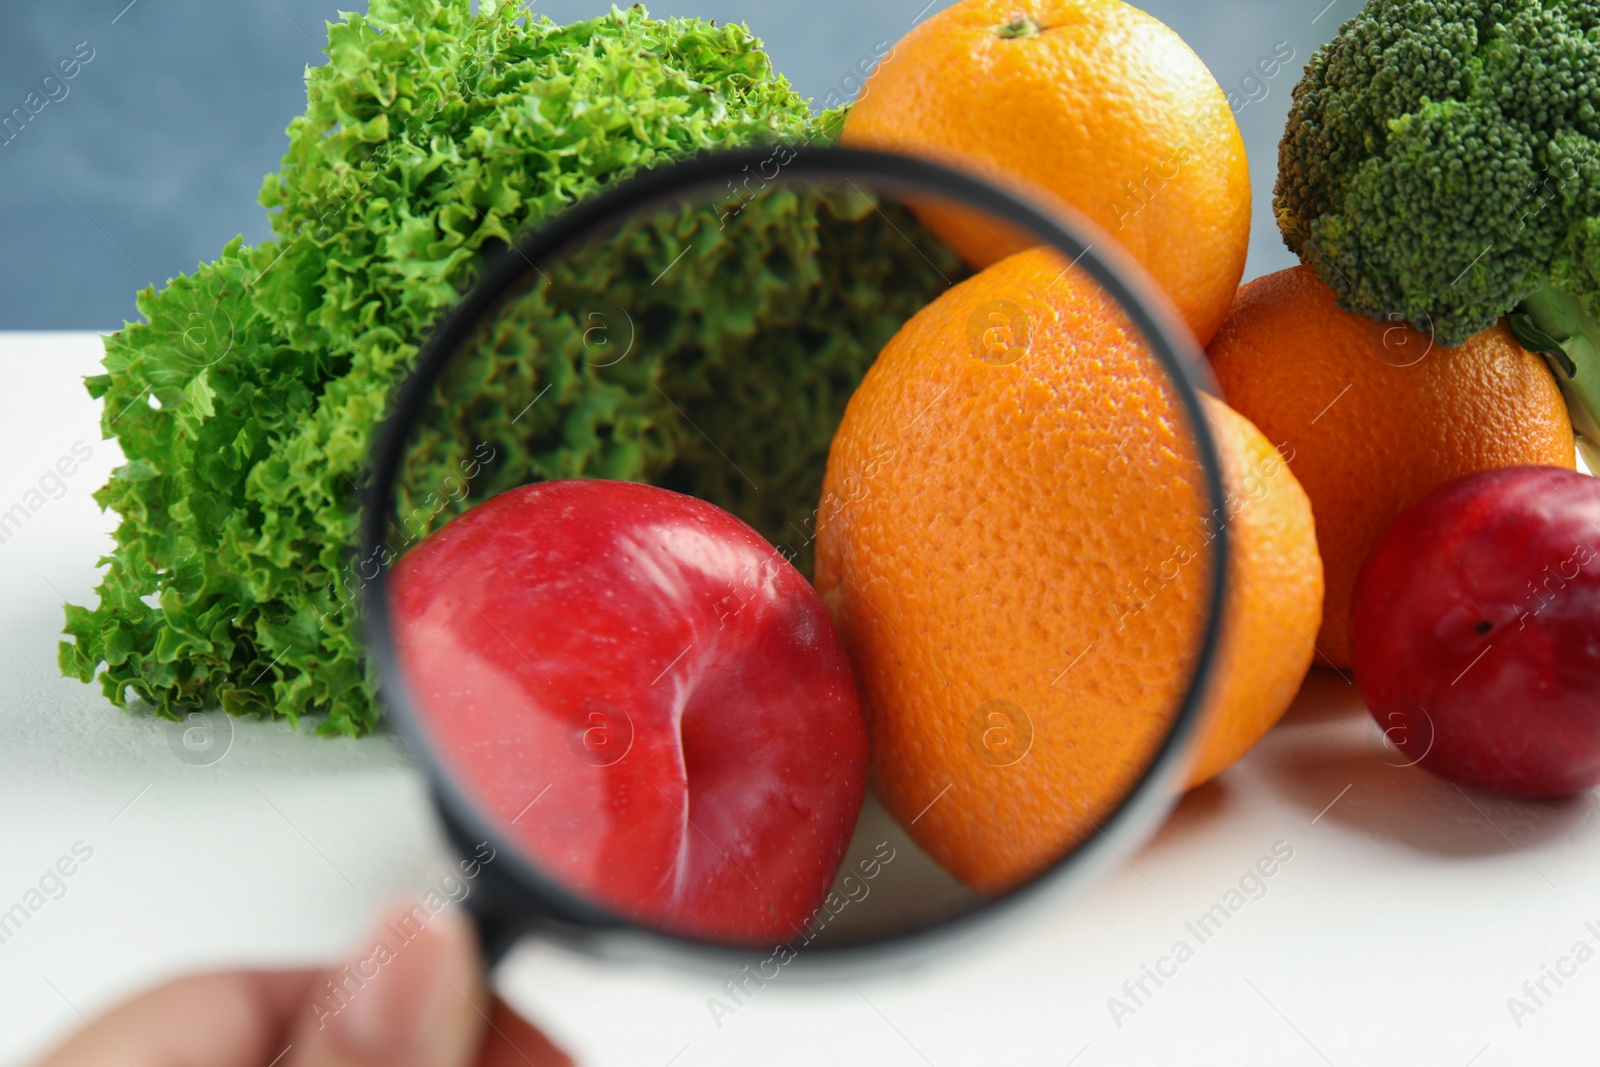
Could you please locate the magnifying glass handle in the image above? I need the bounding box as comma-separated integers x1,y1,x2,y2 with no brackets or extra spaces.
433,795,531,966
465,888,525,968
434,788,620,967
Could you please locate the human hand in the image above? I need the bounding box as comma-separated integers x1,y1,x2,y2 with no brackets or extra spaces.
33,905,571,1067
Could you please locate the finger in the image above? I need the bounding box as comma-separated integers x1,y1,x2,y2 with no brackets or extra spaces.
285,904,488,1067
476,999,574,1067
34,970,316,1067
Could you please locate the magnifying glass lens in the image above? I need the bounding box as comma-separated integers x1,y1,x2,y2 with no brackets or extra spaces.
372,151,1222,952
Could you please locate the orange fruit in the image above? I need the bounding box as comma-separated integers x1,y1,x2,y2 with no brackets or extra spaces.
840,0,1251,346
1206,265,1576,668
1187,401,1323,789
814,247,1320,892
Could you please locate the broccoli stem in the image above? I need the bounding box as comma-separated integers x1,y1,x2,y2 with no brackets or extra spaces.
1510,284,1600,472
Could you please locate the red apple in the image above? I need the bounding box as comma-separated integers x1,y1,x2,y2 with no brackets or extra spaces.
389,479,868,944
1350,466,1600,797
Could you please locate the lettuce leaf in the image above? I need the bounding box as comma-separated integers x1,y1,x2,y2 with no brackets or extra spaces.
61,1,959,736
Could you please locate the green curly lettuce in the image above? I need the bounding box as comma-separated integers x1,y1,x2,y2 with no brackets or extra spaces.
61,0,961,736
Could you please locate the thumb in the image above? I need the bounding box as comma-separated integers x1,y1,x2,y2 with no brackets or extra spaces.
286,903,488,1067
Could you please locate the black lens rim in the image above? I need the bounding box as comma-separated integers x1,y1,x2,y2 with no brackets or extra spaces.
361,144,1230,961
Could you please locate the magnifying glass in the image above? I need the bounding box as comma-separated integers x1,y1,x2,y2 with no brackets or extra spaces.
361,146,1227,970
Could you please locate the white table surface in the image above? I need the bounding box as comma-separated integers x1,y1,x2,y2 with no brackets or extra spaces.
3,331,1598,1066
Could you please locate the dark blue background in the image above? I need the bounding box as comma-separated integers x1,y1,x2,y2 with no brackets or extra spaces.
0,0,1358,329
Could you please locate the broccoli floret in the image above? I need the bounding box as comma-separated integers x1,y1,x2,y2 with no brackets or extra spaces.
1275,0,1600,458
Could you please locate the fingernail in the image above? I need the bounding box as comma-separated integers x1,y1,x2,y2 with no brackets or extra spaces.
322,903,482,1065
